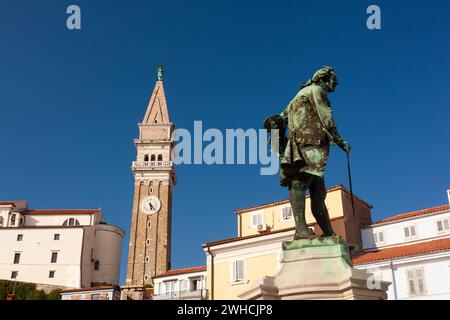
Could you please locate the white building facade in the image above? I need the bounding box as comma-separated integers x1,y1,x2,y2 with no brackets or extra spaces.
0,201,124,291
354,200,450,300
152,266,208,300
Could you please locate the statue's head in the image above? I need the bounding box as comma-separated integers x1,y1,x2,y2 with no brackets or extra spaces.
302,66,338,92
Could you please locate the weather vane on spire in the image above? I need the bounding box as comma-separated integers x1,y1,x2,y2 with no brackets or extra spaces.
157,65,164,81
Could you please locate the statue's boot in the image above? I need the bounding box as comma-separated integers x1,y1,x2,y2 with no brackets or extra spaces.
290,180,316,239
310,178,336,237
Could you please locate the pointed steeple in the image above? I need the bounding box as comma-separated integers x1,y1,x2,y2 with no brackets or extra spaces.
142,65,170,125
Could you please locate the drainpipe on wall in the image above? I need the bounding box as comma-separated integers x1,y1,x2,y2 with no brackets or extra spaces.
206,246,214,300
390,260,398,300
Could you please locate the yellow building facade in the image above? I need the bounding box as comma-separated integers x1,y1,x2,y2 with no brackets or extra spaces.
202,185,373,300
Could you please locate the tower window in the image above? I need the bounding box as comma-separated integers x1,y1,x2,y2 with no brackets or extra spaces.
144,154,149,162
157,154,163,161
13,253,21,264
51,252,58,263
151,154,156,161
94,260,100,271
147,221,151,228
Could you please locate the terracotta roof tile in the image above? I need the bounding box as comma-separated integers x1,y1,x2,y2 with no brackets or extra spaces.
372,204,449,225
353,237,450,264
234,185,372,214
0,202,16,207
152,266,206,279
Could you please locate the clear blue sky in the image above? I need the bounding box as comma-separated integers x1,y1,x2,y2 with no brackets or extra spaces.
1,1,449,285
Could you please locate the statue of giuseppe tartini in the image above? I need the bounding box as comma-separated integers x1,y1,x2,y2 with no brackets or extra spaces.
264,66,351,240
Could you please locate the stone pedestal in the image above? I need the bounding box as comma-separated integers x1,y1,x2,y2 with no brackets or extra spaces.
239,236,390,300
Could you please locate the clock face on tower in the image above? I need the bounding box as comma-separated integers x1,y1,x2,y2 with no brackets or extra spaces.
141,195,161,214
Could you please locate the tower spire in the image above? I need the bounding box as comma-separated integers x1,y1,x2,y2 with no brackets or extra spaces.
141,66,170,125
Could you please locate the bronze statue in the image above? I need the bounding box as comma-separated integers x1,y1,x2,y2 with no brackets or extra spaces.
264,66,350,240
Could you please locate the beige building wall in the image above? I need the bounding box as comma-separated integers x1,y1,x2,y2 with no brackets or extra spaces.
205,186,373,300
237,187,371,238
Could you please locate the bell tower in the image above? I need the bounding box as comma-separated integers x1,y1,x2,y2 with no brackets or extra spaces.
124,66,176,296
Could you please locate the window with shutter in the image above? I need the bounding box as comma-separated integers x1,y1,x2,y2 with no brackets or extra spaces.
436,219,450,233
406,267,427,296
232,260,245,282
407,270,416,295
281,207,293,220
251,212,264,228
404,226,417,240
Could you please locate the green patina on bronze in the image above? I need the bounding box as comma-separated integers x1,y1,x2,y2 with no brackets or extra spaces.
264,66,351,241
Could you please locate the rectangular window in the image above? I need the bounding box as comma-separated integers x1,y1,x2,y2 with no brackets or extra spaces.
281,206,293,220
404,226,417,240
17,234,23,241
11,271,18,279
436,218,450,233
251,212,264,228
407,268,427,296
94,260,100,271
13,253,21,264
51,252,58,263
11,214,16,226
232,260,245,283
54,234,60,240
49,271,55,278
374,231,384,244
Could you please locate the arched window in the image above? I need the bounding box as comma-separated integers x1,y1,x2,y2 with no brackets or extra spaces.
150,154,156,161
144,154,149,162
63,218,80,226
157,154,163,161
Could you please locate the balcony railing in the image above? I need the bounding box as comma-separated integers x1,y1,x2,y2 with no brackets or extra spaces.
132,161,172,168
152,289,208,300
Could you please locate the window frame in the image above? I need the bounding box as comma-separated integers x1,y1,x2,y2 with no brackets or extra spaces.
280,206,293,221
250,211,264,229
51,251,58,263
436,218,450,234
404,225,417,241
49,270,55,278
54,234,60,240
11,271,18,279
231,259,246,284
13,253,21,264
406,267,427,297
17,234,23,241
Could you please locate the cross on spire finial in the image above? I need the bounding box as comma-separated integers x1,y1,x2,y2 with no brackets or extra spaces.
157,65,164,81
